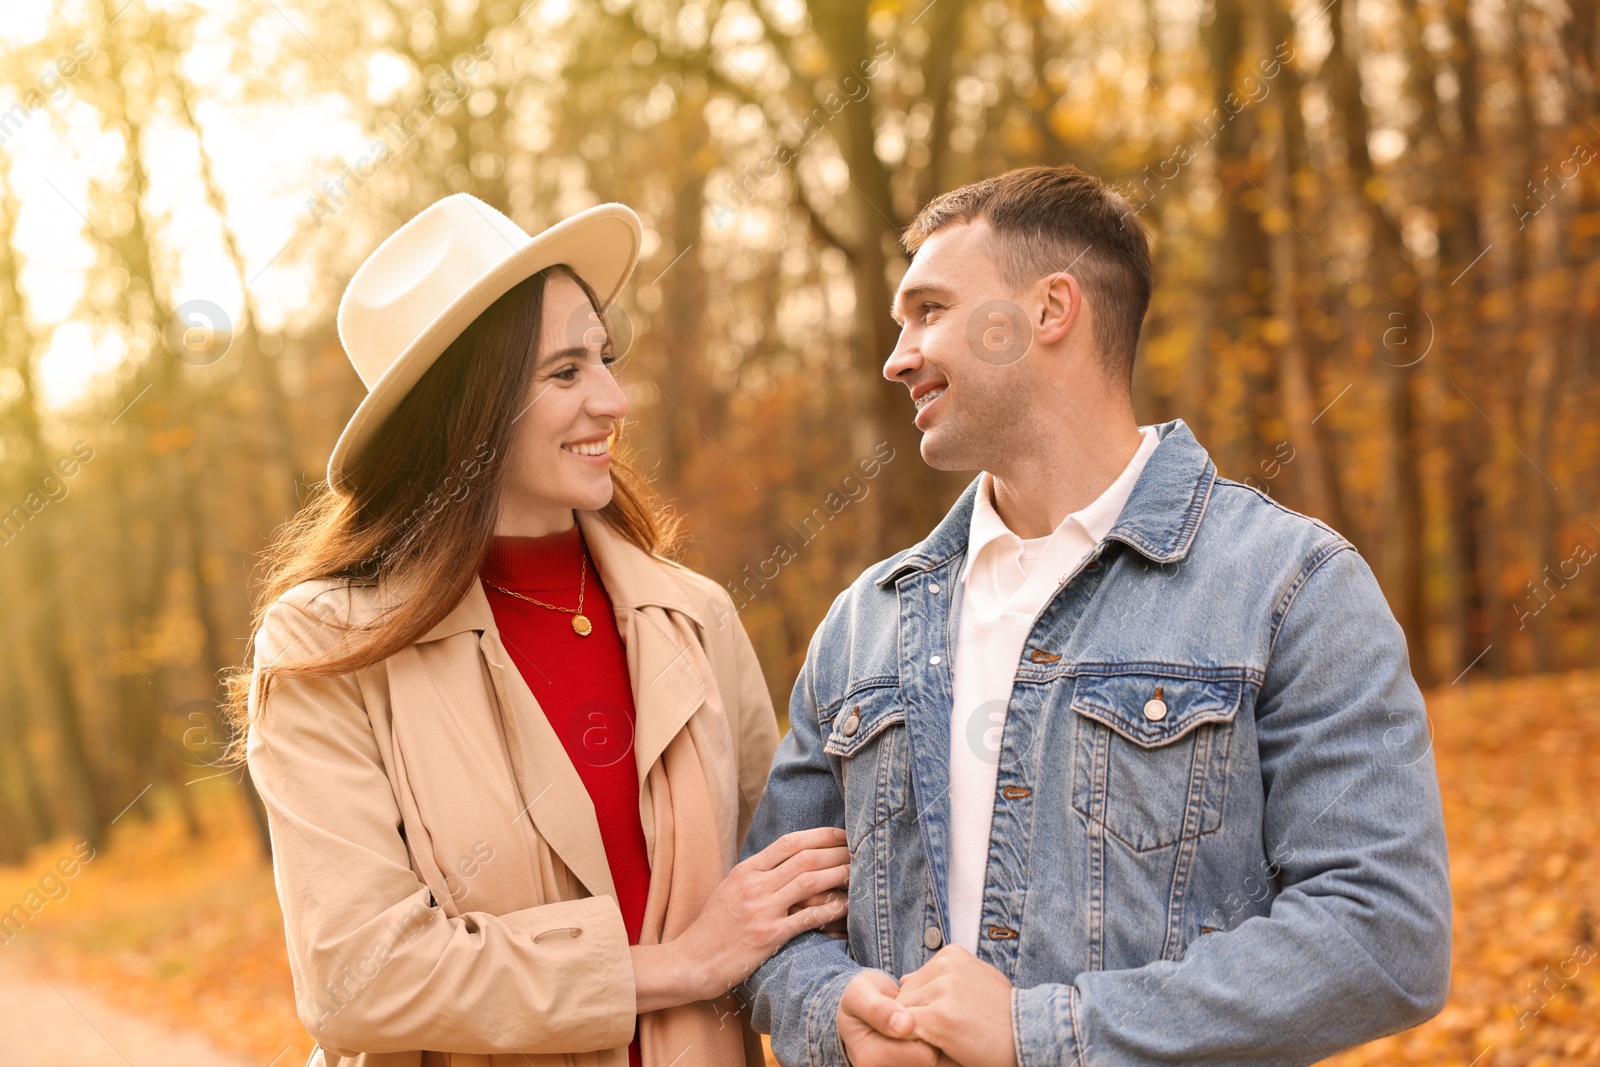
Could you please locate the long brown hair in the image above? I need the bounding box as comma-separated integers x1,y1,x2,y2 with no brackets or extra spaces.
222,264,680,753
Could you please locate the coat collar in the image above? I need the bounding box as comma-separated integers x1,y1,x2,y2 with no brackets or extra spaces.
875,417,1217,588
415,510,705,643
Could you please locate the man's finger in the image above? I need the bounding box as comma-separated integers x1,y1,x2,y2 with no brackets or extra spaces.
844,972,914,1039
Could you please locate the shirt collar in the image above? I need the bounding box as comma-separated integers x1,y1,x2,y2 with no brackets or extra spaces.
958,472,1017,586
956,425,1159,586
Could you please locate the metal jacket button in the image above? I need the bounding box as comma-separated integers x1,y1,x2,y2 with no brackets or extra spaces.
924,926,943,950
840,712,860,737
1143,685,1168,722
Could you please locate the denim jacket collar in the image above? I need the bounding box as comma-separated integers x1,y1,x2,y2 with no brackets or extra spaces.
874,418,1216,589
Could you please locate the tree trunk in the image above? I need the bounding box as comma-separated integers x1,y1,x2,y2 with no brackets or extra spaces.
1324,0,1433,683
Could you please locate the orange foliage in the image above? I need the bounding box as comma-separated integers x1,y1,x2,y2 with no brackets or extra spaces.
0,786,313,1065
1319,670,1600,1067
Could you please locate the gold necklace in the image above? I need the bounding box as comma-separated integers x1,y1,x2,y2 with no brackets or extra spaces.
483,550,593,636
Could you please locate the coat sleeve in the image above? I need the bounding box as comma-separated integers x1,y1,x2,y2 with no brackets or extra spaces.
1010,545,1453,1067
245,590,637,1057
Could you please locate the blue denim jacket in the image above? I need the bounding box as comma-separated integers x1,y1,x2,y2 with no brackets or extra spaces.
738,418,1451,1066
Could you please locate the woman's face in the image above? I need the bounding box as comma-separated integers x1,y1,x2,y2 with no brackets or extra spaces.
495,272,628,534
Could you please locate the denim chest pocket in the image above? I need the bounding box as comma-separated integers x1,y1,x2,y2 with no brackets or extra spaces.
824,687,911,847
1069,671,1244,852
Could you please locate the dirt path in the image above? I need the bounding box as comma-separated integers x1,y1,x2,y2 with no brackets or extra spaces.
0,952,262,1067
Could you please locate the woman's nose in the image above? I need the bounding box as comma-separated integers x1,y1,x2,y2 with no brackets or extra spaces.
588,365,629,419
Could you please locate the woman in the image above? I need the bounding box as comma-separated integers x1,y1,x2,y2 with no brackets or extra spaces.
229,195,848,1067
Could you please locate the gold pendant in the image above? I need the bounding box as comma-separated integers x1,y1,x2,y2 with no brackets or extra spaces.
572,614,593,637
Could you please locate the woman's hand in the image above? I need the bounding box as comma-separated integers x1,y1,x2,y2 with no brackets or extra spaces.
791,888,849,938
632,826,850,1010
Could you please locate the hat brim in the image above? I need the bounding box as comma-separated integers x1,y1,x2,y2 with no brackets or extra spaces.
326,202,642,495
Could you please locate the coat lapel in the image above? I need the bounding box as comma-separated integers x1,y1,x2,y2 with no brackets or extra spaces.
407,512,713,897
576,512,711,857
477,616,619,902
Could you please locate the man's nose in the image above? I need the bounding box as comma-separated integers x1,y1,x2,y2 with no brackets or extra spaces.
882,328,917,382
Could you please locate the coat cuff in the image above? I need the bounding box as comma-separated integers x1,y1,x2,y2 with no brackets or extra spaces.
1013,982,1084,1067
503,894,638,1050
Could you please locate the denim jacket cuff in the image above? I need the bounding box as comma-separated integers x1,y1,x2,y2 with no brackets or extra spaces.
806,968,859,1065
1013,981,1084,1067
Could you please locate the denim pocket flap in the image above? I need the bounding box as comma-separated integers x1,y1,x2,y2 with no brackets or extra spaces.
1070,672,1244,747
824,689,907,757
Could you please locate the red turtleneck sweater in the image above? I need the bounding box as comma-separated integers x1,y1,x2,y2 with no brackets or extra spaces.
480,523,649,1067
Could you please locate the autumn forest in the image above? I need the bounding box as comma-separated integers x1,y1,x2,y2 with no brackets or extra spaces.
0,0,1596,1062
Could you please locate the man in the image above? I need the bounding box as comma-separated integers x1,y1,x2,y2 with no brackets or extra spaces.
738,165,1451,1066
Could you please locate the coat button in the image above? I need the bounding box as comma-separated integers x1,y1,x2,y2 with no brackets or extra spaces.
929,655,941,665
929,584,940,594
924,926,943,950
1143,697,1168,721
841,713,860,736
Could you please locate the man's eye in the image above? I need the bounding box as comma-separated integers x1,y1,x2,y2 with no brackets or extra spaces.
920,303,943,320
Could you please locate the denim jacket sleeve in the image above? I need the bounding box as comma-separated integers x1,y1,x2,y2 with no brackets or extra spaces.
1012,544,1453,1067
736,628,863,1066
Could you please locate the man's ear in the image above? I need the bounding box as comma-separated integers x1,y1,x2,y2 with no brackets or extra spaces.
1035,270,1083,346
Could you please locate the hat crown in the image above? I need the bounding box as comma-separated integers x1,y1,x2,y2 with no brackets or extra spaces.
337,194,533,388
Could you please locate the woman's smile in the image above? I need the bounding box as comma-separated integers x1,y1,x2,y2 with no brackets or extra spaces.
561,431,615,463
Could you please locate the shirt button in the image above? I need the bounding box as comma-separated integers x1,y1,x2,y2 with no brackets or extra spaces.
929,584,941,594
929,655,941,665
841,713,860,736
924,926,943,950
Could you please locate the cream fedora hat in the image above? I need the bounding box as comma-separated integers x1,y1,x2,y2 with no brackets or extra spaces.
327,193,642,494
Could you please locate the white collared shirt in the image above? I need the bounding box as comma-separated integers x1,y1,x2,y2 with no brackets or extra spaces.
947,425,1160,953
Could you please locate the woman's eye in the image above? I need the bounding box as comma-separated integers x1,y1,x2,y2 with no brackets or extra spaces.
550,352,616,380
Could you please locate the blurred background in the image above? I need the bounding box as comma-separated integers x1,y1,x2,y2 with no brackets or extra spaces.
0,0,1596,1063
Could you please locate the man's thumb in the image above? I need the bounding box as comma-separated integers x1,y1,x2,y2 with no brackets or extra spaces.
855,973,913,1038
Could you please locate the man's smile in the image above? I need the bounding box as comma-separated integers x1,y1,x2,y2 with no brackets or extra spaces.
911,380,948,413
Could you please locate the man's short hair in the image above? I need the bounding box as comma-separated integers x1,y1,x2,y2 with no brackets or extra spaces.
902,164,1153,381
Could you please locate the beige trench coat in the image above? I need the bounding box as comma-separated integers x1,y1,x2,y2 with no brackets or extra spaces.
246,510,780,1067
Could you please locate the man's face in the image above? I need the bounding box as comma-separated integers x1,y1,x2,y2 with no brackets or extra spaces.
882,219,1040,472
